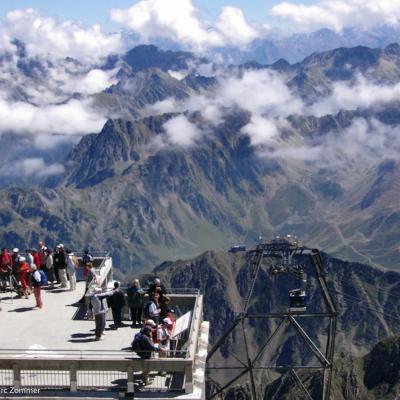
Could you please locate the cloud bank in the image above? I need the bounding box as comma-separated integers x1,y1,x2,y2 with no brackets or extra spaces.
3,8,122,62
270,0,400,32
110,0,258,50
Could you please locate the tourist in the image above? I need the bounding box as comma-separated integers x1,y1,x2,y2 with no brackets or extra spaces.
144,319,158,344
0,248,12,291
53,245,67,288
159,296,173,321
26,248,34,268
66,249,78,291
82,249,93,279
144,292,161,325
11,248,20,282
148,278,166,300
31,264,43,309
44,248,55,288
18,257,31,299
38,241,47,272
31,248,41,269
127,279,145,327
90,288,109,340
131,326,159,385
108,281,125,329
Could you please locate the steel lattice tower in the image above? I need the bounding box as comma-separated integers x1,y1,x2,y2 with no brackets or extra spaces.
206,237,338,400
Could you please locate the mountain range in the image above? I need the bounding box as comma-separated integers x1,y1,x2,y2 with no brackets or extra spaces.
211,26,400,65
1,43,400,275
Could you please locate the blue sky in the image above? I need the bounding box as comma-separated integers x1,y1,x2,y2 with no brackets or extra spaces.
0,0,316,30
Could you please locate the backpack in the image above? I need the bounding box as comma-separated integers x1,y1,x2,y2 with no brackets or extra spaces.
39,270,48,286
142,301,153,320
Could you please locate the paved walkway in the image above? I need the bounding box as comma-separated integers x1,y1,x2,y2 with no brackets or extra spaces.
0,282,137,356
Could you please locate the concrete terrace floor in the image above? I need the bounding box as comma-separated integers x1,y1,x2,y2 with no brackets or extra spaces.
0,281,137,356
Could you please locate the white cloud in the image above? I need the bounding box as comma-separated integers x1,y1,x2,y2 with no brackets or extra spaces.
0,97,106,136
215,6,258,46
270,0,400,32
310,75,400,116
241,115,279,146
53,68,119,96
261,117,400,169
110,0,258,50
4,8,122,62
218,69,303,116
10,158,65,178
163,115,203,147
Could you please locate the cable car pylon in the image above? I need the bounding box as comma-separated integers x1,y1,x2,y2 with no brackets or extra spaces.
206,236,338,400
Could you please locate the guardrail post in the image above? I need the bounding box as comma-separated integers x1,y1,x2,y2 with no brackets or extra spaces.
13,366,21,389
185,363,193,394
70,365,78,392
127,366,134,393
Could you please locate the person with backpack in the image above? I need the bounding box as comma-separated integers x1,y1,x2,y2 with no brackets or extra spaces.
66,249,78,291
31,264,43,309
131,326,159,385
127,279,145,327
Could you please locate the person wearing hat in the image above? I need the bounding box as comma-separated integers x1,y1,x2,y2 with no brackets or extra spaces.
144,319,158,344
31,264,43,309
157,318,173,359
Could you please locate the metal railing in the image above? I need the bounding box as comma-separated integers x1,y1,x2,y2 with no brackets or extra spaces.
0,356,193,393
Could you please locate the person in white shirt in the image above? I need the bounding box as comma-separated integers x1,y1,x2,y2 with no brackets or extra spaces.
157,318,173,356
66,249,78,291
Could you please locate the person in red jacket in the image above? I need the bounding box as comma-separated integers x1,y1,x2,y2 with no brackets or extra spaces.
0,248,13,290
18,257,31,299
0,248,12,271
31,248,41,269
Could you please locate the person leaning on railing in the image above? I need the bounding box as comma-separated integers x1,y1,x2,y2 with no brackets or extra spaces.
131,326,160,385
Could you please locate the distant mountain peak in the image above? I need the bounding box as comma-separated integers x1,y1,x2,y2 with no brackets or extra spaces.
123,44,207,72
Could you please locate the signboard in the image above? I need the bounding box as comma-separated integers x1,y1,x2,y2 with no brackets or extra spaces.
172,311,192,338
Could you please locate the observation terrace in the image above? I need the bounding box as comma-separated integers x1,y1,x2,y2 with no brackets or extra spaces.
0,254,209,399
